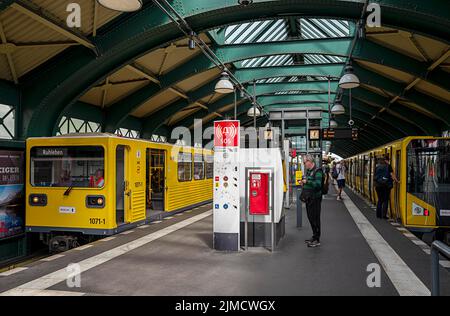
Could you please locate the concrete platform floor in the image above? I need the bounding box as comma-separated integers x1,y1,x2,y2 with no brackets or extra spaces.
0,187,448,296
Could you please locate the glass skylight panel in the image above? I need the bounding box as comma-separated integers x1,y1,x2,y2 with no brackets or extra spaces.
235,22,263,43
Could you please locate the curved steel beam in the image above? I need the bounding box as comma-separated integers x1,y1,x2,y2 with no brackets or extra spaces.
129,37,450,134
251,80,339,96
334,116,393,145
353,64,450,126
340,98,418,137
235,64,344,83
335,112,399,143
22,0,450,137
353,38,450,92
348,89,442,135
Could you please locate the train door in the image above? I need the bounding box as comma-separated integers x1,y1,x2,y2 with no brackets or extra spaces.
360,157,364,193
363,157,369,197
146,149,166,211
368,154,373,202
392,150,401,221
116,145,130,226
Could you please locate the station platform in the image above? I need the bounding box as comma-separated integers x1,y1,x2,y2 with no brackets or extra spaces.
0,187,448,296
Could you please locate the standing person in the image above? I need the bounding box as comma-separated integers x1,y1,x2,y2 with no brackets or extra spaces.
384,155,400,219
336,161,346,200
331,162,338,185
322,164,331,195
375,158,390,219
301,155,324,248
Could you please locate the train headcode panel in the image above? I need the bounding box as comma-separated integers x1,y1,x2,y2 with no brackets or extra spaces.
213,121,240,252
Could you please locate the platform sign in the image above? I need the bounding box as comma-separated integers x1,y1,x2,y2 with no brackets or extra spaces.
213,121,240,251
323,128,359,141
214,121,240,148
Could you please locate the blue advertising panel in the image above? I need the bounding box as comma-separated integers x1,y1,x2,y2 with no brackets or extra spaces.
0,150,24,239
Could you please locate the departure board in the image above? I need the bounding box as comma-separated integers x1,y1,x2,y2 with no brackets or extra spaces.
322,128,359,140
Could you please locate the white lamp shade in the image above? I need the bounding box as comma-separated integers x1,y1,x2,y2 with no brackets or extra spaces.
247,106,261,117
339,73,360,89
98,0,143,12
331,103,346,115
215,73,234,94
329,120,338,128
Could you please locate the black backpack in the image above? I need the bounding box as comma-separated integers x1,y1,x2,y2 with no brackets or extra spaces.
375,165,389,187
332,167,339,179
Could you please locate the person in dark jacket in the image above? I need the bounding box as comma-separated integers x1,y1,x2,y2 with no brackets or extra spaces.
374,156,399,219
375,158,390,219
302,154,323,248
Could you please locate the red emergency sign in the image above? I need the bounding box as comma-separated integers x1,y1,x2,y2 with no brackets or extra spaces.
249,172,269,216
214,121,240,148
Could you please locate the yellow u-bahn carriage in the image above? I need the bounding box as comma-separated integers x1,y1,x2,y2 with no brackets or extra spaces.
345,136,450,242
26,134,213,251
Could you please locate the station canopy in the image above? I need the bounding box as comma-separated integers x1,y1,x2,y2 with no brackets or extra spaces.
0,0,449,157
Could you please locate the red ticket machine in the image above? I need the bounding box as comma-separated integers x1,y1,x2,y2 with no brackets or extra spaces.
249,172,270,215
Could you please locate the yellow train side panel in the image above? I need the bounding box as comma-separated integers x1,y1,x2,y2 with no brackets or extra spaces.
346,136,450,231
26,135,213,236
26,137,115,233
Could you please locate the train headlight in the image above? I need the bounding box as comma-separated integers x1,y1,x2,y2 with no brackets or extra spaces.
29,194,47,206
86,196,105,208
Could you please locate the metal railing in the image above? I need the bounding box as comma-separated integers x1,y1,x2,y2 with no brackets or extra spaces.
431,240,450,296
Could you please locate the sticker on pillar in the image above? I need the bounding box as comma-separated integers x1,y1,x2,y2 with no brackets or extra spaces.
215,204,220,209
223,204,229,210
214,121,240,148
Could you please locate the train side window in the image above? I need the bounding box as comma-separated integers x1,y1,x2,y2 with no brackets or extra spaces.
205,155,213,179
177,152,192,182
194,154,205,181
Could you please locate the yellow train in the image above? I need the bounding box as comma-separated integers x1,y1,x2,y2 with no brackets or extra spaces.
345,136,450,242
25,134,213,251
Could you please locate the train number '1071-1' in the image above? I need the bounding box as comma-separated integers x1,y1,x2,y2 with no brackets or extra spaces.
89,218,106,225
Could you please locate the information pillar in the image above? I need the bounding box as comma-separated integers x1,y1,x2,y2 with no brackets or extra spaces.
213,120,240,251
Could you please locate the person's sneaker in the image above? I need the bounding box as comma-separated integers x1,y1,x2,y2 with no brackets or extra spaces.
304,238,315,244
307,240,321,248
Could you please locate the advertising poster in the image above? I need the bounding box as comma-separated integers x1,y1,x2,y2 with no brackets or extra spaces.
0,150,24,239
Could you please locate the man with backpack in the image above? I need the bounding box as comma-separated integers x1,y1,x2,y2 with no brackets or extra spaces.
301,155,324,248
375,155,399,219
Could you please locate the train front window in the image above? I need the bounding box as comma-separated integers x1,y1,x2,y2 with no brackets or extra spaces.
407,139,450,207
30,146,105,188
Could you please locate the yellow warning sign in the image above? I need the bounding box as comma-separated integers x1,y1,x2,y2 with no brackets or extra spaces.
295,170,303,185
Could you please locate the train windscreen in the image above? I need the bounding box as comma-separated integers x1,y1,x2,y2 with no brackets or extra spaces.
407,139,450,221
30,146,105,188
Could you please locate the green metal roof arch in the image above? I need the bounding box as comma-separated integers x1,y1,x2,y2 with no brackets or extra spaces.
17,0,450,138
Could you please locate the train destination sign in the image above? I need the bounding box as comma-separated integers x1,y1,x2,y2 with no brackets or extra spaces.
322,128,359,141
